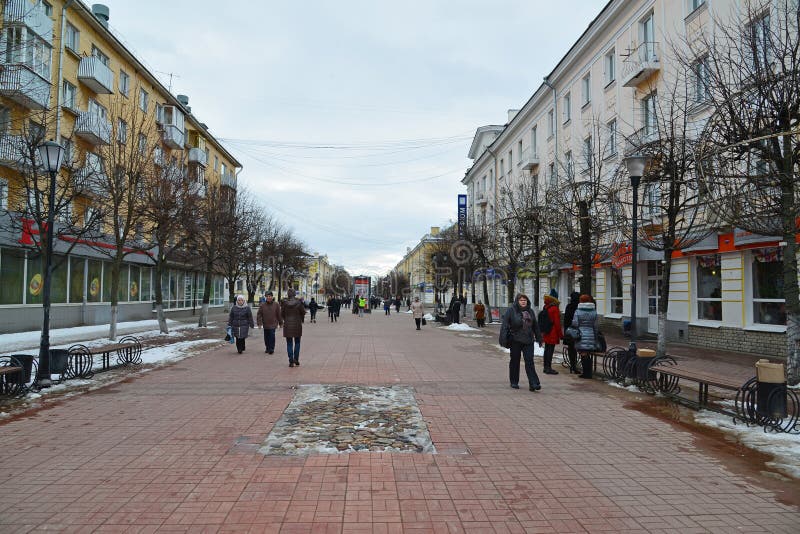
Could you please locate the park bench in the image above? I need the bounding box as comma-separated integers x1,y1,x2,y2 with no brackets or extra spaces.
649,363,747,408
0,364,24,397
65,335,143,379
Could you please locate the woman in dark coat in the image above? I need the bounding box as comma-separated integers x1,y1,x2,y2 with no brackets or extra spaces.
499,293,543,391
563,292,581,373
571,294,599,379
228,294,254,354
309,298,319,323
281,289,306,367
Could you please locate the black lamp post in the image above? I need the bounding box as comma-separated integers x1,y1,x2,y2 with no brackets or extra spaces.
624,154,649,355
36,140,65,388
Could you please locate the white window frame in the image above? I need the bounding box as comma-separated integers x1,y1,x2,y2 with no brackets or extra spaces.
64,22,79,52
61,80,77,110
119,70,130,97
547,109,554,137
749,248,786,326
60,136,72,167
138,133,147,155
517,140,522,166
692,55,710,104
531,125,537,155
91,45,110,67
689,0,706,12
117,118,127,144
609,267,623,314
607,119,618,157
581,73,591,106
563,93,571,123
643,92,657,137
583,136,593,175
139,88,149,113
695,254,722,321
88,99,106,119
604,49,615,85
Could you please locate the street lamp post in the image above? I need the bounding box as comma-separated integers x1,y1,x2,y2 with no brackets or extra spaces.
36,140,65,388
624,154,649,356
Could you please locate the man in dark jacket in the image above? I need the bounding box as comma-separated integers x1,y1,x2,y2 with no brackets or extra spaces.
281,289,306,367
257,291,282,354
563,292,581,373
309,298,319,323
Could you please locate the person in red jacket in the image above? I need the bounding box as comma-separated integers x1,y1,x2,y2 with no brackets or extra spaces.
542,289,563,374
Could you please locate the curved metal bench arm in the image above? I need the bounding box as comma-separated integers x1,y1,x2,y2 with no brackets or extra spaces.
0,355,29,397
116,336,143,365
67,344,95,379
735,377,799,434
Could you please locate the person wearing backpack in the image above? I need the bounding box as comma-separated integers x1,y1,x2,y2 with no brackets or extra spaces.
540,289,563,374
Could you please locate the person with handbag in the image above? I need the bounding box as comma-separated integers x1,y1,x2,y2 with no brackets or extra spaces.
228,295,254,354
411,296,425,330
541,291,563,375
563,292,581,373
473,300,486,327
499,293,543,391
571,294,599,379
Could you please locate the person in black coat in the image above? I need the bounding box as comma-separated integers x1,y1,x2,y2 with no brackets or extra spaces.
228,295,255,354
309,298,319,323
499,293,543,391
328,296,341,322
563,291,581,374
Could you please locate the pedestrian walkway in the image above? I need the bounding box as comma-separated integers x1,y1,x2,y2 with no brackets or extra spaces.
1,310,798,532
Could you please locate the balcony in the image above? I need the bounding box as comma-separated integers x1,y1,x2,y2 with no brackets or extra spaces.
189,181,206,198
74,111,112,145
188,147,208,167
475,192,488,207
520,148,540,171
160,124,184,150
221,171,236,189
3,0,53,41
0,65,51,109
75,156,107,195
621,42,661,87
77,56,114,94
0,134,28,169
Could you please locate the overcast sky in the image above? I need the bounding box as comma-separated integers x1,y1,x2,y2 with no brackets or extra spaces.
101,0,602,277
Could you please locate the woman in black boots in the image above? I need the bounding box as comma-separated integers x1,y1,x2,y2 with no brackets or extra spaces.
571,294,599,378
563,292,580,373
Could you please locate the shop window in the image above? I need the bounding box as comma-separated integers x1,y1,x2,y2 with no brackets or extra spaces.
696,254,721,320
129,265,140,301
69,256,85,303
0,248,25,304
102,262,112,302
610,267,623,313
87,259,102,302
752,247,786,325
140,267,151,302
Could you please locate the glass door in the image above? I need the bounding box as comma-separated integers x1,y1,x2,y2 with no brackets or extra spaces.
647,261,662,333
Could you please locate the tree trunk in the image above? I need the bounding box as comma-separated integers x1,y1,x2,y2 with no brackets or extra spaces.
656,250,673,358
109,304,118,340
154,258,168,334
534,234,541,308
108,258,121,340
198,260,213,327
781,197,799,384
228,277,236,303
579,200,592,296
482,272,491,323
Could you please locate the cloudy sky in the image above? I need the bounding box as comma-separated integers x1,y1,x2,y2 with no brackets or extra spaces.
101,0,601,276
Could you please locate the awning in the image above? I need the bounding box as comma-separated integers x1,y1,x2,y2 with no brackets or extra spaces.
733,228,780,246
683,233,719,252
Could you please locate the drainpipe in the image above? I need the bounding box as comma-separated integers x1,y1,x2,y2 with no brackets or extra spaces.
543,76,558,184
55,0,76,140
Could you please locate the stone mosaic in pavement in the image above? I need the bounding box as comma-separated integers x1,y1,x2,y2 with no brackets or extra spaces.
259,384,435,455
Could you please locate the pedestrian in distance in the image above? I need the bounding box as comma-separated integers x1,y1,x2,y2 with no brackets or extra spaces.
228,295,254,354
358,296,366,317
541,289,562,375
572,294,599,379
257,291,282,354
328,295,340,322
394,296,401,313
384,298,391,315
411,296,425,330
406,297,411,311
281,288,306,367
449,296,461,324
309,297,319,323
473,300,486,327
563,291,581,373
499,293,543,392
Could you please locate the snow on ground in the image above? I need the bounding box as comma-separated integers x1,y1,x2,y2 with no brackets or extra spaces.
442,323,478,332
138,339,220,366
493,344,545,357
423,313,435,320
607,381,642,393
694,409,800,479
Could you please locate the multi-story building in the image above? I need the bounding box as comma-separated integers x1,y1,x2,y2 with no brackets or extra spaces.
394,226,450,306
304,253,334,302
0,0,241,332
462,0,795,356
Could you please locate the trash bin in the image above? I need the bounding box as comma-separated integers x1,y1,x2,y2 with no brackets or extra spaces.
49,349,70,375
755,359,786,419
636,349,657,381
7,354,34,384
622,319,632,338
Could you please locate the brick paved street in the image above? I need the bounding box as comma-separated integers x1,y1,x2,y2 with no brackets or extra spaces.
1,310,798,533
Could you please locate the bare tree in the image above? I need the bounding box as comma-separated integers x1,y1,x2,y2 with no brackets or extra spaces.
217,189,259,304
462,218,496,320
677,0,800,381
196,182,236,327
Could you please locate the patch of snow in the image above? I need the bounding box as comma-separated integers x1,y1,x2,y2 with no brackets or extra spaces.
423,313,436,320
138,339,219,365
694,409,800,479
607,381,641,393
443,323,478,332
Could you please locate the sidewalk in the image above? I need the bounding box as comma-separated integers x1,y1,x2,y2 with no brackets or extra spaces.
0,310,798,532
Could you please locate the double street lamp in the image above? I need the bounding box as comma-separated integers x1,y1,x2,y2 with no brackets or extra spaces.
624,153,649,355
35,140,66,387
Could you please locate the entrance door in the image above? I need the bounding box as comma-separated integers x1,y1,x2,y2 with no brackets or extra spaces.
647,261,662,333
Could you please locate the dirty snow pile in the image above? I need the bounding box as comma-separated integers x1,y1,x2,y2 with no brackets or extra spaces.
423,313,436,320
443,323,478,332
494,344,545,356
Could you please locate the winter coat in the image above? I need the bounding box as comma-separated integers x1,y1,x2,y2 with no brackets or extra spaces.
541,295,563,345
257,301,282,329
228,303,254,339
328,297,341,313
571,302,599,352
500,301,542,346
563,293,580,333
473,303,486,320
309,300,319,312
450,299,461,313
411,300,425,319
281,297,306,338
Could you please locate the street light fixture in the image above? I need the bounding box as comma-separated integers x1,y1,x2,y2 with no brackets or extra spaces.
624,153,649,355
35,140,65,388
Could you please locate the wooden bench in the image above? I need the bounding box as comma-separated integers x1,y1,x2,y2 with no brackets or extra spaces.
650,363,750,408
0,359,25,397
66,336,143,379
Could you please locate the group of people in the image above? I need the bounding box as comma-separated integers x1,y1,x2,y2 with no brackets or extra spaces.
499,289,600,392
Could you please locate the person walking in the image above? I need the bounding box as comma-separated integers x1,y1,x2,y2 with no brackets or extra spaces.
328,295,340,322
228,295,254,354
309,298,319,323
473,300,486,327
449,296,461,324
571,294,599,379
394,296,401,313
499,293,543,391
256,291,282,354
358,295,366,317
541,290,563,375
410,296,425,330
563,292,581,373
384,298,391,315
281,289,306,367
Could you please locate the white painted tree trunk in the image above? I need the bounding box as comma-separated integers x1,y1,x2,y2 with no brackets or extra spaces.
109,305,118,340
786,312,799,385
656,312,668,358
156,303,168,334
198,303,209,327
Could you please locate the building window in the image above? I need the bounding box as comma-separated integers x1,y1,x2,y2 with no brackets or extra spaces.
61,80,77,109
605,49,615,85
42,1,53,16
499,159,505,179
581,73,591,106
548,109,554,137
531,126,537,155
0,178,7,210
692,55,710,103
508,150,513,171
548,162,556,186
610,267,623,314
88,99,106,119
119,71,130,97
752,247,785,325
644,182,661,216
517,140,522,165
643,92,657,137
641,12,655,59
689,0,705,11
696,254,721,321
565,150,573,177
749,12,771,67
138,133,147,155
563,93,571,123
91,45,110,67
64,22,80,52
139,88,149,112
117,119,127,144
582,136,593,175
607,119,618,157
0,106,9,134
60,136,72,167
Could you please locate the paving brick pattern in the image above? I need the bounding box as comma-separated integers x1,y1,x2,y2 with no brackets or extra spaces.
0,312,798,532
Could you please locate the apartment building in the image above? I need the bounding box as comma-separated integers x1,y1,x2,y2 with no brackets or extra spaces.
0,0,242,332
462,0,795,356
394,226,453,306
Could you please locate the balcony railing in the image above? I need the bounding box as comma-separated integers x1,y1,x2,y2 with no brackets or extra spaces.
0,134,28,168
621,42,661,87
74,112,112,145
75,160,107,195
188,147,208,167
221,171,236,189
519,148,540,171
3,0,53,41
161,124,185,149
77,56,114,94
0,65,51,109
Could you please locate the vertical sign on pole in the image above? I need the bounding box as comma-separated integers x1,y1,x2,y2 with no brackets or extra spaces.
457,194,467,239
